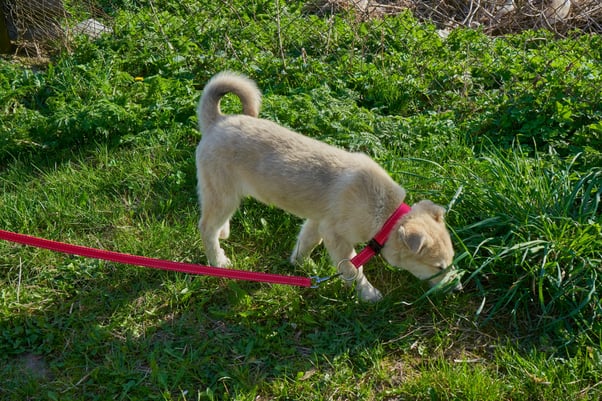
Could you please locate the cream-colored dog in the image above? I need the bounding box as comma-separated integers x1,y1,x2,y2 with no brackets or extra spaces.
195,71,458,301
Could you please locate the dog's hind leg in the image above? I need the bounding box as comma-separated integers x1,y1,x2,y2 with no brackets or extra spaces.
290,219,323,264
198,194,239,267
219,221,230,239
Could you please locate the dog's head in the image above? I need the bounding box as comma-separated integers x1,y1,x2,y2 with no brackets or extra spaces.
381,200,461,291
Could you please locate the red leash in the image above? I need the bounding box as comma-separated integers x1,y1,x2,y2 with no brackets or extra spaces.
0,204,409,288
0,229,312,287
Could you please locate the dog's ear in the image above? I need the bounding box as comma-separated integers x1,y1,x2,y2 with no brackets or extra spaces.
430,204,446,222
398,226,426,254
417,200,446,223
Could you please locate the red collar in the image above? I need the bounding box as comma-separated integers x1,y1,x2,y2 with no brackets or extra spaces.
351,203,411,268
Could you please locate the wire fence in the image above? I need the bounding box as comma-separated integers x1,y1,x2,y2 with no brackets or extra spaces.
309,0,602,35
0,0,109,55
1,0,601,58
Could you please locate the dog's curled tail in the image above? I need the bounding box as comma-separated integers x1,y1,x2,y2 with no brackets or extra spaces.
197,71,262,133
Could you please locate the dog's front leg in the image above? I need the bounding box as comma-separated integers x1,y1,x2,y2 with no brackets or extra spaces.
323,234,383,302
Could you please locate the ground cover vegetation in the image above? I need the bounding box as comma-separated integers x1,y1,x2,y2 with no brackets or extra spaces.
1,0,601,399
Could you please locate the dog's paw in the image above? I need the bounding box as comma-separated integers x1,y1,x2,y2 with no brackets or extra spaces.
214,250,232,268
218,257,232,268
357,285,383,303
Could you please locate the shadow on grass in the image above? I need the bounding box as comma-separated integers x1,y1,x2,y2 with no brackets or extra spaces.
0,146,501,400
0,249,493,400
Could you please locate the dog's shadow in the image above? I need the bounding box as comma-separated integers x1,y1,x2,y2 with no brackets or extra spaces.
0,157,472,399
1,243,480,399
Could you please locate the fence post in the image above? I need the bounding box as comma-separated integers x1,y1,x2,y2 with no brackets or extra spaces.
0,7,11,53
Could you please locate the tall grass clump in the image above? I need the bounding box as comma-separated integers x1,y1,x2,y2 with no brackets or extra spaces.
454,147,601,346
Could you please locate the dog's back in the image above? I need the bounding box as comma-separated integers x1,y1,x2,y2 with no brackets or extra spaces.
195,72,392,219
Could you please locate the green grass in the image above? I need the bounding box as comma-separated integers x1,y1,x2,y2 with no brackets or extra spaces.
1,1,601,399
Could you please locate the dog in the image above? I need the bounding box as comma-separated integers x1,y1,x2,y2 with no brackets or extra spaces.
195,71,459,301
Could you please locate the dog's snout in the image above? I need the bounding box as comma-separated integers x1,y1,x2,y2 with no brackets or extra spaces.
428,266,462,292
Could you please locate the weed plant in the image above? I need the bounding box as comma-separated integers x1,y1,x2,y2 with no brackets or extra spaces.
1,1,601,399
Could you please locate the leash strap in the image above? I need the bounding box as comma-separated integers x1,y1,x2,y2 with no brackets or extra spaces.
0,229,312,288
350,203,411,268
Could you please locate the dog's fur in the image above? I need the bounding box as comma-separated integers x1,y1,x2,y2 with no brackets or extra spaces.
196,71,458,301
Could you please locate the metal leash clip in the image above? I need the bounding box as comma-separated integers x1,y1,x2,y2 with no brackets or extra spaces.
337,258,359,282
310,273,342,288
